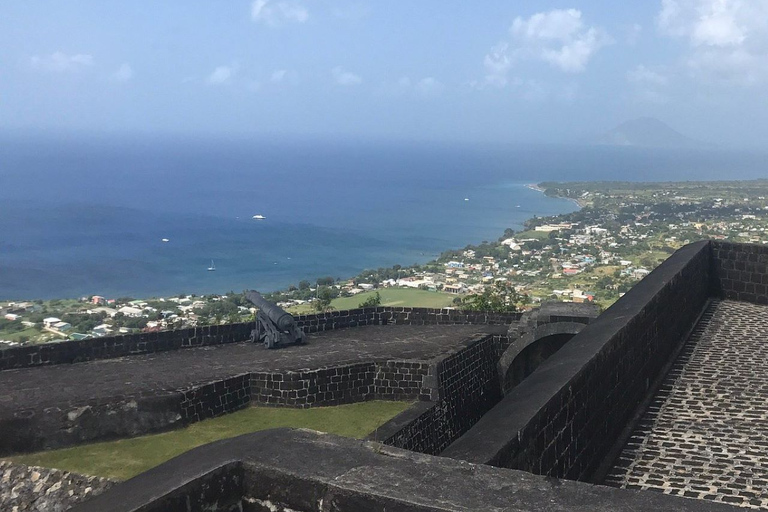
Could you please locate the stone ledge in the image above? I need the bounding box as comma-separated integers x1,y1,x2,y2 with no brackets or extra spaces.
70,428,742,512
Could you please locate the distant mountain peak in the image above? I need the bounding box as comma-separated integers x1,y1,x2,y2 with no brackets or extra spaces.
597,118,704,148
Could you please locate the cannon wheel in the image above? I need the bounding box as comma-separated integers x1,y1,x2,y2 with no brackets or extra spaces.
264,334,276,349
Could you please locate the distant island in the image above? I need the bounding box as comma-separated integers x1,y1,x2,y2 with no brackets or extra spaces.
596,117,707,148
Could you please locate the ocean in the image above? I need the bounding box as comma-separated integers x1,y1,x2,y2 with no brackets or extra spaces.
1,134,766,300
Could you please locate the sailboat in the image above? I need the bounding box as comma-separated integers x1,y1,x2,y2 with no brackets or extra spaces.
207,260,216,272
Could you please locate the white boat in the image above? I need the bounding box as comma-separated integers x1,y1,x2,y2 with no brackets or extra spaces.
207,260,216,271
161,238,170,242
252,214,266,220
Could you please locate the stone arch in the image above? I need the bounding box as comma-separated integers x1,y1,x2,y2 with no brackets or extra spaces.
498,322,585,395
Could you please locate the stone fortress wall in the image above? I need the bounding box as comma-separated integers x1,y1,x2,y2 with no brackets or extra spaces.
68,240,768,511
0,308,520,457
5,240,767,511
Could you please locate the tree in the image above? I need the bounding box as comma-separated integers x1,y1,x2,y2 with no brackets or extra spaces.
298,280,311,290
460,281,519,313
316,276,335,287
359,292,381,308
314,287,334,312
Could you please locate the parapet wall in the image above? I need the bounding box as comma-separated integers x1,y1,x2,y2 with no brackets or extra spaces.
0,330,507,456
70,429,742,512
710,240,768,305
442,241,712,481
0,307,519,372
380,333,507,454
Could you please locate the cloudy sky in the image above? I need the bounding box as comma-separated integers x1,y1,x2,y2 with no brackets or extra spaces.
2,1,767,146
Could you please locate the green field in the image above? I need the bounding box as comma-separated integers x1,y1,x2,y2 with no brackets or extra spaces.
6,401,410,481
287,287,456,314
513,229,553,240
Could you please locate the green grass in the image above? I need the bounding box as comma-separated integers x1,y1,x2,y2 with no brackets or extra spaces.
514,229,553,240
0,326,40,342
6,401,411,481
287,287,456,314
332,288,455,309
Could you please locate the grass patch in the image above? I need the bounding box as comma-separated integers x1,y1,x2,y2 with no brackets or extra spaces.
6,401,410,481
514,229,553,240
333,288,455,310
287,288,456,314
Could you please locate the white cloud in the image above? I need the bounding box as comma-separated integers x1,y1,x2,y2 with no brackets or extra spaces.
332,66,362,86
657,0,768,84
474,9,610,88
111,63,133,82
252,0,308,25
30,52,93,72
627,64,668,85
207,65,235,85
480,42,513,88
509,9,612,73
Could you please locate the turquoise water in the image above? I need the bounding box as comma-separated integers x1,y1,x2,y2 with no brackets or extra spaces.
1,135,765,299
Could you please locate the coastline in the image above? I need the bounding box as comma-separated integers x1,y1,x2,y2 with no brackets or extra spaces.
527,183,586,209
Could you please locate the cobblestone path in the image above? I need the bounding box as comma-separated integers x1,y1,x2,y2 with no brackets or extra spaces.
606,300,768,509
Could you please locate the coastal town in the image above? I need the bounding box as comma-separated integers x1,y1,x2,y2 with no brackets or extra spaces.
3,179,768,347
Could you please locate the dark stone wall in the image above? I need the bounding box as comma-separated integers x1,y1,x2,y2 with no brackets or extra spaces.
70,429,743,512
250,363,376,408
0,393,186,455
0,322,253,371
294,307,519,334
442,241,712,483
0,308,519,372
710,241,768,305
382,333,505,454
374,361,431,402
180,373,252,423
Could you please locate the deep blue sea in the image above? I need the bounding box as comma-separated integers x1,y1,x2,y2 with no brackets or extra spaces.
1,134,766,299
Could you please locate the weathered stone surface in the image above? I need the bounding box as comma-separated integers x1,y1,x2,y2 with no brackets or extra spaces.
0,325,506,455
606,300,768,509
0,461,113,512
70,429,743,512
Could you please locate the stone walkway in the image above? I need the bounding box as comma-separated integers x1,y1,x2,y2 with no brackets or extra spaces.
606,300,768,509
0,324,503,417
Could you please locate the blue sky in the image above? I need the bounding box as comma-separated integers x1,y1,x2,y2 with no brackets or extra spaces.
2,1,767,146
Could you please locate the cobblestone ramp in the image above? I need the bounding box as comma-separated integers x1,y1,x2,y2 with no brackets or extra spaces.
605,300,768,509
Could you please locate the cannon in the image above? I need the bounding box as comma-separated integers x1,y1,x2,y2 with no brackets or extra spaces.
245,290,305,349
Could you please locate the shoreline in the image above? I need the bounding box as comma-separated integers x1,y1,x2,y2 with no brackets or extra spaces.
527,183,585,209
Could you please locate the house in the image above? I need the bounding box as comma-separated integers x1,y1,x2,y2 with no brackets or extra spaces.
92,324,114,336
91,296,107,305
443,283,467,294
4,313,20,321
43,317,61,328
87,307,118,317
634,268,651,280
53,321,72,332
118,306,143,317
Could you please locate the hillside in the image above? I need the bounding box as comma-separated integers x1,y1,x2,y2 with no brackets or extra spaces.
596,117,704,148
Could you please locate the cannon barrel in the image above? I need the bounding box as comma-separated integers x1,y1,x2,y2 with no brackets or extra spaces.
245,290,295,332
